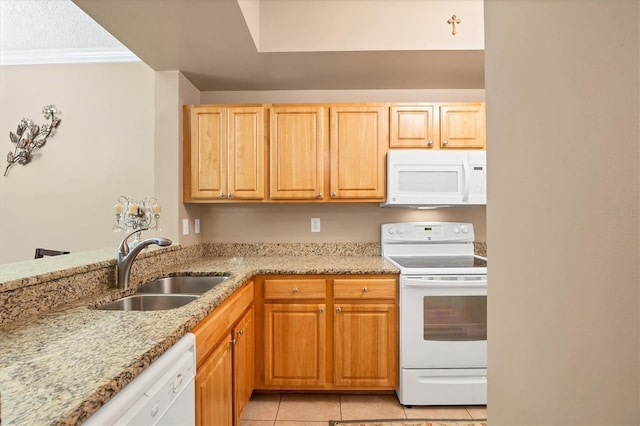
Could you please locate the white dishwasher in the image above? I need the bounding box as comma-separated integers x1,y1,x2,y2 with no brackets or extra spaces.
85,333,196,426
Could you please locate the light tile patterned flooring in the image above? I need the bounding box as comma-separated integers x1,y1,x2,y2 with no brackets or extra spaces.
240,393,487,426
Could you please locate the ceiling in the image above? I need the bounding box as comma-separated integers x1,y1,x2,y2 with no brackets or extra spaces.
3,0,485,91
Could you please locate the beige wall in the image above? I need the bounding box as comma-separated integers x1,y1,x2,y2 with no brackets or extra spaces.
0,62,156,263
485,1,639,424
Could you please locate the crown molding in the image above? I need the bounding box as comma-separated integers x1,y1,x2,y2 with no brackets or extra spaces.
0,47,140,65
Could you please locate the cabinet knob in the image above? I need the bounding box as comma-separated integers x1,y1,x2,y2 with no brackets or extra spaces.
228,192,233,198
317,192,323,198
362,287,368,293
293,287,299,293
443,140,449,146
336,307,342,313
331,192,337,197
319,307,325,313
428,140,433,146
237,328,244,336
219,192,226,198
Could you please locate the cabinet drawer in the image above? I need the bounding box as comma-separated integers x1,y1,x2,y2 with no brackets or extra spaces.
334,278,397,300
264,279,326,300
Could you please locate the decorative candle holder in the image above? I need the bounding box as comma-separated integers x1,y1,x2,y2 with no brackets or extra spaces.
112,195,162,248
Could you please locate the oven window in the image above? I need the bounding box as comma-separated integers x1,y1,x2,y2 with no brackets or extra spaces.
423,296,487,341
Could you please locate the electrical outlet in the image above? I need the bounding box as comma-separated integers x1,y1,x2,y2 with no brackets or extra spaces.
195,218,201,234
311,217,321,232
182,219,189,235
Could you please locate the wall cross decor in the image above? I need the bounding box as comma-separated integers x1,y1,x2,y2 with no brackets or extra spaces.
447,14,462,35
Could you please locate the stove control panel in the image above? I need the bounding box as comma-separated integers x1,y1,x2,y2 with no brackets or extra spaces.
382,222,475,243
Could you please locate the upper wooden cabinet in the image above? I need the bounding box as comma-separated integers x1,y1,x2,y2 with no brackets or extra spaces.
329,105,387,200
269,104,387,202
390,102,485,149
269,105,327,200
183,105,266,202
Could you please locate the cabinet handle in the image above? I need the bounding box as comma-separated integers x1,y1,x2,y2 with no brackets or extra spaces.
428,140,433,146
362,287,368,293
443,140,449,146
316,192,323,198
293,287,299,294
336,307,341,313
230,338,236,345
237,328,244,336
319,307,325,313
219,192,226,198
331,191,337,197
228,192,233,198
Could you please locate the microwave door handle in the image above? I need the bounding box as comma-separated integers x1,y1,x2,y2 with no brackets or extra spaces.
462,158,471,202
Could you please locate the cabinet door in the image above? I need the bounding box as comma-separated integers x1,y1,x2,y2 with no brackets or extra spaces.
263,303,326,387
196,338,233,426
269,106,327,200
233,306,255,424
185,106,227,201
390,104,438,148
333,303,398,388
228,107,265,200
439,103,486,149
329,105,387,200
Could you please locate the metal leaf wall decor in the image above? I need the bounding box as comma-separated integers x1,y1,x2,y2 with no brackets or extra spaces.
4,105,61,177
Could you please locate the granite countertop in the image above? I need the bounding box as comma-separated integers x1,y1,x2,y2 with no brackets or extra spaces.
0,255,398,426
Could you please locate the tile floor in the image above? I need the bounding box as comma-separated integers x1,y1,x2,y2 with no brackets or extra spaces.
240,393,487,426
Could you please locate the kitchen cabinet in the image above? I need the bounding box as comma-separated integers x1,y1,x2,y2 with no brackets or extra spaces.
269,105,327,200
191,281,254,426
333,278,397,388
390,102,485,149
183,105,266,202
329,105,387,200
254,274,397,391
269,104,387,202
261,278,327,387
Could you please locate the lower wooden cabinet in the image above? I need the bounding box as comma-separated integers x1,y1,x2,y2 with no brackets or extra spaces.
192,281,254,426
196,338,233,426
233,305,255,423
333,303,397,388
263,303,327,387
255,275,398,391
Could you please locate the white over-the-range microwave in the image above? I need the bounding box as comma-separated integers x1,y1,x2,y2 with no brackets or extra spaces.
381,150,487,208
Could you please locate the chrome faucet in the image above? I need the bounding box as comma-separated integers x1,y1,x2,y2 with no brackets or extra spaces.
116,229,172,289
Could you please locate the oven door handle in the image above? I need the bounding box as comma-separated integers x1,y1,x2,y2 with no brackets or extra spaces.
403,277,487,288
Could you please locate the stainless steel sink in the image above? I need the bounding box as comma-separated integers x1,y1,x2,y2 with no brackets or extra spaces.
96,294,199,311
135,275,228,295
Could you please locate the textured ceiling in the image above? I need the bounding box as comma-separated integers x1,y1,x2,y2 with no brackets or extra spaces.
0,0,126,51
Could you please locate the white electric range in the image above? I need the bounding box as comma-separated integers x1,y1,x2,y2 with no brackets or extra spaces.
382,222,487,406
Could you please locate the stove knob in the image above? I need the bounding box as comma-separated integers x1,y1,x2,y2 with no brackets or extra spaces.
388,227,395,235
396,226,404,235
453,227,460,234
461,225,468,233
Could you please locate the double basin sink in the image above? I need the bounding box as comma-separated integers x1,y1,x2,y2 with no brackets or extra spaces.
97,275,228,311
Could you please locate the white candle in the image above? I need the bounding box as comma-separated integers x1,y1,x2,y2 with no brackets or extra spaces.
114,203,123,214
128,203,138,215
152,203,161,214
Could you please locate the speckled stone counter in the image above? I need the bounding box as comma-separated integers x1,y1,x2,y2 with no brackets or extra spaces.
0,253,398,426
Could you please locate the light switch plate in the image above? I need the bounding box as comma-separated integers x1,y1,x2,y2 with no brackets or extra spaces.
195,219,201,234
311,217,321,232
182,219,189,235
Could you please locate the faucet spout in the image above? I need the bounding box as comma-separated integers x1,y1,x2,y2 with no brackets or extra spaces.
116,229,172,289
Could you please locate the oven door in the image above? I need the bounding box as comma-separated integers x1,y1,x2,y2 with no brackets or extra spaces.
400,275,487,369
